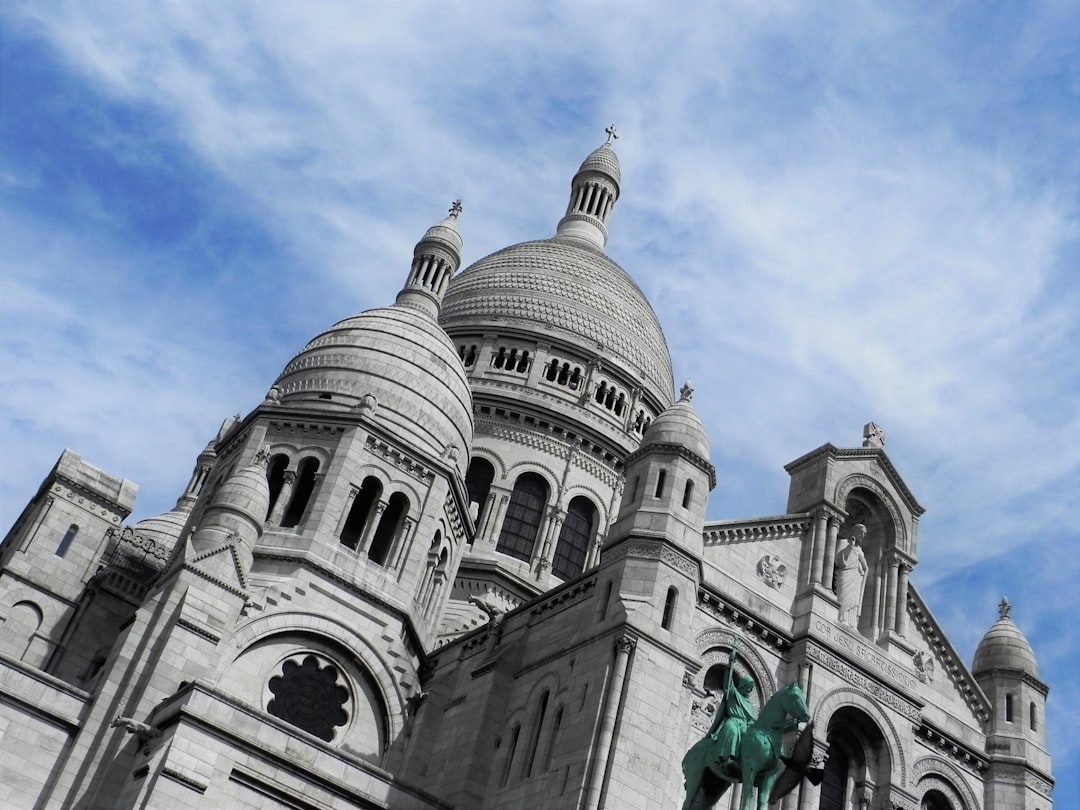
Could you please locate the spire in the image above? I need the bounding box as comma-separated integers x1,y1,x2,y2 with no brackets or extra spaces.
396,201,464,317
555,127,622,249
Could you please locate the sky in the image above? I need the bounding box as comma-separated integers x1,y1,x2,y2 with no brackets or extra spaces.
1,1,1077,804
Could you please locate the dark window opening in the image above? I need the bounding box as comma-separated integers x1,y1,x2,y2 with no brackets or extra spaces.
56,524,79,557
281,457,320,528
552,496,597,580
339,477,381,549
369,492,408,566
496,473,548,562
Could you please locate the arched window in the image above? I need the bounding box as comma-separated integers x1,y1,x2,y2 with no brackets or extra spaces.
369,492,408,566
496,473,548,562
921,789,953,810
339,477,381,550
524,690,549,778
1030,701,1037,731
654,469,667,498
465,458,495,527
1005,693,1014,722
501,723,521,786
682,479,694,509
265,454,289,519
552,496,597,580
543,706,563,772
56,524,79,557
661,587,678,629
282,457,320,528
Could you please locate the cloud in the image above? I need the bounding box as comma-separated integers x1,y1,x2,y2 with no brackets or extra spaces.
1,1,1077,802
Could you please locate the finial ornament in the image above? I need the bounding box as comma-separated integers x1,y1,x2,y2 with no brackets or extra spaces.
448,199,463,219
680,380,694,401
999,596,1011,620
605,123,619,145
253,444,272,468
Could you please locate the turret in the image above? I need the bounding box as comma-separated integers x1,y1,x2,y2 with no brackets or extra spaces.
974,597,1053,809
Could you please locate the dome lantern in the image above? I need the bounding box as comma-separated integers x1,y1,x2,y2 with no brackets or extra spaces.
555,125,622,249
396,200,465,318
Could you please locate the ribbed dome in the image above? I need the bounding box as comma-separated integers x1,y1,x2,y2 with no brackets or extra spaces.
273,306,473,473
440,237,674,408
578,143,621,184
132,509,188,550
211,462,271,527
642,383,711,462
973,600,1039,677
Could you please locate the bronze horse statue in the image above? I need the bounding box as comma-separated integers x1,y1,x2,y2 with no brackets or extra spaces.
682,682,813,810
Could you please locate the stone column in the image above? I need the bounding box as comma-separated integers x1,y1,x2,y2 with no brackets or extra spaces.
797,745,828,810
809,511,828,586
895,562,912,636
821,516,840,590
584,635,636,810
333,485,360,537
266,470,296,526
358,501,387,554
884,553,900,635
390,516,415,571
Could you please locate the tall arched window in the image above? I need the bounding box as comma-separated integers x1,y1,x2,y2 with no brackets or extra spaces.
501,723,521,786
1030,701,1037,731
282,457,320,528
465,458,495,527
661,587,678,629
1005,694,1014,722
654,469,667,498
552,496,597,580
496,473,548,562
682,479,694,509
56,524,79,557
369,492,409,566
339,477,381,550
524,690,549,778
265,454,289,519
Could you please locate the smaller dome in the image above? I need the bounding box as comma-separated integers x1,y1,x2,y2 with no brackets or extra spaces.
641,381,711,462
578,142,621,184
209,461,271,527
132,509,189,550
973,598,1039,677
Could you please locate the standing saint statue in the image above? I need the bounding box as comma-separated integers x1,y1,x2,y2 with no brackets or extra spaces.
834,524,869,625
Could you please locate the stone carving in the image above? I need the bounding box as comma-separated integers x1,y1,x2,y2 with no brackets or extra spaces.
756,554,786,590
834,524,868,625
998,595,1011,619
359,393,378,413
110,715,162,743
913,650,935,683
264,385,282,404
862,422,886,448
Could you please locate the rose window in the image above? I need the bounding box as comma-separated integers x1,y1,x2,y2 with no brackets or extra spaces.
267,654,349,742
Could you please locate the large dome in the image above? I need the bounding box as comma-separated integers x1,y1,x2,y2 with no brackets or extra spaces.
273,306,473,473
440,236,675,407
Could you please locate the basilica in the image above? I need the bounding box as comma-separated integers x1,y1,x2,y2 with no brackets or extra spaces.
0,136,1054,809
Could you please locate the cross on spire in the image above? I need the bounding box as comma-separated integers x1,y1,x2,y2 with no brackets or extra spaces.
605,124,619,145
448,199,463,219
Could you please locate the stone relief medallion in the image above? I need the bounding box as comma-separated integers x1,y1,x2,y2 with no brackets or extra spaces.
756,554,786,589
267,654,350,742
912,650,935,683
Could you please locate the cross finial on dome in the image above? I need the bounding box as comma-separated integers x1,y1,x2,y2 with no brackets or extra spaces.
999,596,1012,620
448,199,463,219
605,123,619,145
680,380,694,401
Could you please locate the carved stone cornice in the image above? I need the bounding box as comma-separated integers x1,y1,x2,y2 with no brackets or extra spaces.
603,538,699,579
702,514,811,546
913,727,989,777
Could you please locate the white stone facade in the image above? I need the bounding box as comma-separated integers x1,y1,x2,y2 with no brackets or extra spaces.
0,141,1054,809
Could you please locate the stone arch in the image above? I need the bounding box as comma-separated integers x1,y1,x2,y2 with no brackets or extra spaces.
693,629,776,699
216,611,407,744
834,473,907,551
912,756,980,810
813,686,907,786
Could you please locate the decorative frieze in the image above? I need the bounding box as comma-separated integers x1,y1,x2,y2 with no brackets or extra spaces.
806,642,921,722
703,515,810,546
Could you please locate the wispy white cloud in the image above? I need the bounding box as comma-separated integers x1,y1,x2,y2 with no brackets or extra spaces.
2,0,1077,798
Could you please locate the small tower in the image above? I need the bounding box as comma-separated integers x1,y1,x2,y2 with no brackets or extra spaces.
609,381,716,557
974,597,1054,809
602,382,714,642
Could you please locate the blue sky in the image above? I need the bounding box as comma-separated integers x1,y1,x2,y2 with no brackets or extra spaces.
1,2,1077,804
